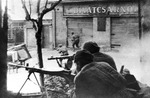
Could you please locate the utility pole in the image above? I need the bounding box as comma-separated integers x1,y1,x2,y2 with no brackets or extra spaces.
0,0,2,27
138,0,143,63
138,0,142,40
0,0,8,97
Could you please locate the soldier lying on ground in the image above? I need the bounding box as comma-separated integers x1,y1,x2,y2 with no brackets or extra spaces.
121,68,150,98
83,41,117,71
57,44,69,56
73,50,140,98
122,68,141,91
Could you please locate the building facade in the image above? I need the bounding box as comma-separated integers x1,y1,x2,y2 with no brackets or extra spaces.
53,0,140,51
24,19,53,48
8,20,25,46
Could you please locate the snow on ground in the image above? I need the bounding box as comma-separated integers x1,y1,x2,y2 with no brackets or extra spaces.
7,48,150,94
7,69,41,93
7,48,75,94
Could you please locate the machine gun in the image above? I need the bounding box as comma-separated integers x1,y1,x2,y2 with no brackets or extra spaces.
25,65,75,82
9,63,75,82
15,63,75,98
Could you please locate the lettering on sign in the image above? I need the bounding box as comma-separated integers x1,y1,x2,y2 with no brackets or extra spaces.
64,3,138,16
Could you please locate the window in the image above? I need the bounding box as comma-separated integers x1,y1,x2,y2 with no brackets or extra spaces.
97,17,106,31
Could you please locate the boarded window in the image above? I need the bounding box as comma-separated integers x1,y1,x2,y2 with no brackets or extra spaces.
97,17,106,31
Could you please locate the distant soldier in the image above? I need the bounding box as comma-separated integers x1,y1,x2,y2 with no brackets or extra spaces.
71,32,80,51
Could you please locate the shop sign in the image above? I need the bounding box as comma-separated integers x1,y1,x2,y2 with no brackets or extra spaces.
63,3,138,17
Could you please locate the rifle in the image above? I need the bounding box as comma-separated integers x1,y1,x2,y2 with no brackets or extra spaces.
47,55,74,60
47,55,74,68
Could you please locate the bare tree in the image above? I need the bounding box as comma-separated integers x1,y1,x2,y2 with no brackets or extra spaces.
21,0,62,89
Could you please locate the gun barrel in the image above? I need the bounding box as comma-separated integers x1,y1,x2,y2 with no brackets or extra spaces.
48,55,74,60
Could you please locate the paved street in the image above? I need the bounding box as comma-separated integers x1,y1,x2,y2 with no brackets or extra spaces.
7,48,150,94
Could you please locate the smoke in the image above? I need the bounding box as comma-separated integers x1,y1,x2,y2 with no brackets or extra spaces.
139,33,150,86
111,33,150,86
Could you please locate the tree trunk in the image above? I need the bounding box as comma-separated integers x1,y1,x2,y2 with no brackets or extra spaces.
20,0,62,92
36,20,44,91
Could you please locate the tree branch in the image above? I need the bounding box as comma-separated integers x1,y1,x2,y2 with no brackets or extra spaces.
45,0,48,8
29,0,32,15
30,19,38,31
21,0,31,20
21,0,38,30
37,0,41,15
40,0,62,18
